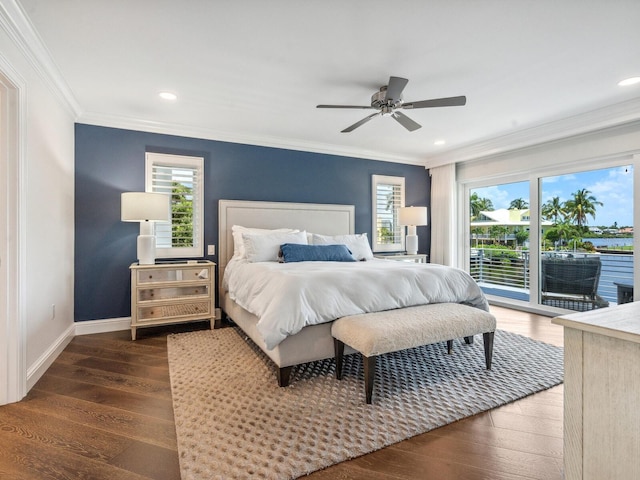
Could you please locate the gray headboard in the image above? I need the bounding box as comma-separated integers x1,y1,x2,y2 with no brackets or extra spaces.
218,199,355,283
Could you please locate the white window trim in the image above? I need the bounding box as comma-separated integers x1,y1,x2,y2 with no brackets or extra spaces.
371,174,405,252
145,152,204,259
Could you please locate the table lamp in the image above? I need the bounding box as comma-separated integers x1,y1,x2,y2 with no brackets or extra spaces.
121,192,171,264
398,206,428,255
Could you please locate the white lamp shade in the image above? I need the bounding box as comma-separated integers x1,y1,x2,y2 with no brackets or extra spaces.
398,206,428,226
121,192,170,222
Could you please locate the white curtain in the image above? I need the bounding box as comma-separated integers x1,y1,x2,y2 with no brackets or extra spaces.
429,163,457,266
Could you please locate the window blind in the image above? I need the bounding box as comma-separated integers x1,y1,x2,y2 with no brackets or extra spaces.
151,164,201,248
371,174,405,252
375,182,403,245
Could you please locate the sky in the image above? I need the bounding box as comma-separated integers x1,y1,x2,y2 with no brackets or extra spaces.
472,165,634,228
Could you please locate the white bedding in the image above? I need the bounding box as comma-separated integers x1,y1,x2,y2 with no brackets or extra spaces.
224,258,489,350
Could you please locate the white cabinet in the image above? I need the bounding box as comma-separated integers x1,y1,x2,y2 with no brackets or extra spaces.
129,261,216,340
552,302,640,479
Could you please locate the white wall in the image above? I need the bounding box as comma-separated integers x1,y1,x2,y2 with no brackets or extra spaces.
0,4,76,395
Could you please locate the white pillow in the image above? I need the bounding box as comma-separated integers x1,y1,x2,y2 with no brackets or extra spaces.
231,226,298,260
311,233,374,261
242,230,308,262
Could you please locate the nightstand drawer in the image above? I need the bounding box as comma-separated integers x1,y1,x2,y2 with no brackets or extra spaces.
137,301,211,321
137,267,209,284
137,285,210,301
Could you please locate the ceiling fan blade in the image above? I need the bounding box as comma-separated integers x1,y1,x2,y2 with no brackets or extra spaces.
341,112,380,133
403,95,467,109
317,104,375,109
385,76,409,101
392,111,421,132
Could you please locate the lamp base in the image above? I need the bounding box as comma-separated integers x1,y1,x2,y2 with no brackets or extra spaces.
405,235,418,255
137,235,156,265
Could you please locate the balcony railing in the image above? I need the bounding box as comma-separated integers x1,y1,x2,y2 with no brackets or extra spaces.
470,248,633,305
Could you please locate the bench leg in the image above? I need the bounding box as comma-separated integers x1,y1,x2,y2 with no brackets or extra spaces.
277,366,293,387
483,332,494,370
334,338,345,380
364,355,376,404
446,340,453,354
464,335,474,344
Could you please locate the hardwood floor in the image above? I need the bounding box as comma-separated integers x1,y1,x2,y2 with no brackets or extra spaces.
0,306,564,479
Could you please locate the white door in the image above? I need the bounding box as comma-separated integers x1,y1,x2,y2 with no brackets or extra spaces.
0,68,25,405
0,84,6,403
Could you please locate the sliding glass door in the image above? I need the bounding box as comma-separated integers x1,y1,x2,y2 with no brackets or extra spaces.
466,163,634,311
539,165,634,311
469,181,531,302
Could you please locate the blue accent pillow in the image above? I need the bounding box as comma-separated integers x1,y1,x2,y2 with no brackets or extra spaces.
279,243,356,263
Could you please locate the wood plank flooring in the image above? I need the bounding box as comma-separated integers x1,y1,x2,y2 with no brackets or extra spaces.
0,306,564,479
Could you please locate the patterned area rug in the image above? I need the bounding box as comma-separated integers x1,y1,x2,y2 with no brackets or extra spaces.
167,327,563,480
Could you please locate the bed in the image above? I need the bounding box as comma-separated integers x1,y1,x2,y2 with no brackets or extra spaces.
218,199,489,386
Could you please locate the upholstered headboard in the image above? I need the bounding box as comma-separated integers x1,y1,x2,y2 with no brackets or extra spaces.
218,199,355,284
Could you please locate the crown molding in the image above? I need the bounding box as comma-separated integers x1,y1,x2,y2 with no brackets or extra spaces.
78,111,427,166
80,96,640,170
0,0,81,118
422,97,640,169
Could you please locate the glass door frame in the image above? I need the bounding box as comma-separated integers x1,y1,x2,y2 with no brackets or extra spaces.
458,154,639,314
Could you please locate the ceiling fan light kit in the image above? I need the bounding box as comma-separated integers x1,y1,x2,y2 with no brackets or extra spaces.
317,76,466,133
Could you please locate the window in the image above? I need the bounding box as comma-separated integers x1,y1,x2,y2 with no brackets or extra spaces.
462,160,634,313
538,166,633,312
469,181,531,302
372,175,405,252
145,152,204,258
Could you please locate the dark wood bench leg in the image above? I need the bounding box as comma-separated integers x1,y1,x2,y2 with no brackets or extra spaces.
334,338,345,380
277,366,293,387
483,332,494,370
464,335,474,344
364,355,376,404
446,340,453,354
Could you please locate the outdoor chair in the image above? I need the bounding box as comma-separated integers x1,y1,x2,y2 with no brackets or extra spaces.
540,256,609,311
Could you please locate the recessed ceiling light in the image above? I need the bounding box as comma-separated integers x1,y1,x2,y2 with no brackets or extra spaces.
159,91,177,100
434,140,446,146
618,77,640,87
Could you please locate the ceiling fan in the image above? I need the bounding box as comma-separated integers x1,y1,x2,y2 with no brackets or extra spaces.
317,76,466,133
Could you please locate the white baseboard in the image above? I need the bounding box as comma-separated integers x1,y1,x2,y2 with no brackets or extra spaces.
26,322,75,391
74,311,221,337
26,313,219,392
25,318,129,393
74,317,131,336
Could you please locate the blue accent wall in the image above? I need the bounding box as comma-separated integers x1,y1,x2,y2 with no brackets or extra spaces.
74,123,431,321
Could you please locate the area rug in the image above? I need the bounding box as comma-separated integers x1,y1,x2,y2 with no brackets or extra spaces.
168,327,563,480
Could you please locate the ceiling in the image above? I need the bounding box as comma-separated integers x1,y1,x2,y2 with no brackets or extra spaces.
14,0,640,167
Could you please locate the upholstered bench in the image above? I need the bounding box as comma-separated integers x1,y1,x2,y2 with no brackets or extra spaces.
331,303,497,404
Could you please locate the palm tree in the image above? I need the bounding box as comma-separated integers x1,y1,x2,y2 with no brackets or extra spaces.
509,198,529,209
564,189,603,229
470,192,494,219
541,196,565,224
550,220,580,249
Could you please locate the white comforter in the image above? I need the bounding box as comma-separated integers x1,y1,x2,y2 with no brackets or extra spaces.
224,258,489,350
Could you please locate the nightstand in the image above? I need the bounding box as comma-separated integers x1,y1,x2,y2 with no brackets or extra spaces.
129,260,216,340
374,253,428,263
